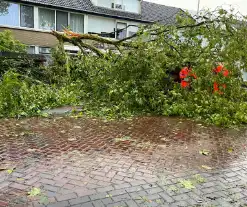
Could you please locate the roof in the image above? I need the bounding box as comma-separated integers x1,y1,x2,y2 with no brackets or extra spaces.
12,0,182,24
141,1,182,24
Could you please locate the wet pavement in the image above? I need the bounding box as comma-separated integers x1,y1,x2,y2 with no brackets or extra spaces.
1,116,247,206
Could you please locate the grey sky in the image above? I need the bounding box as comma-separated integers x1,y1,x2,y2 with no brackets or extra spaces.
147,0,247,15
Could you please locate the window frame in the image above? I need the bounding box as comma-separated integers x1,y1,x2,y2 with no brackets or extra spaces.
0,1,85,33
38,7,56,31
69,12,85,33
56,10,69,31
20,4,34,28
26,45,36,54
0,2,20,27
116,21,127,39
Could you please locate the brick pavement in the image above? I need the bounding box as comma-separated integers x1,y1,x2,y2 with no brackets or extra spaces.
1,116,247,207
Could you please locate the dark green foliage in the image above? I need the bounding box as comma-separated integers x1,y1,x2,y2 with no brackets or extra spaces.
0,2,10,15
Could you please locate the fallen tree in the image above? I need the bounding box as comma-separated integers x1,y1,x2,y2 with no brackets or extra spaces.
1,8,247,126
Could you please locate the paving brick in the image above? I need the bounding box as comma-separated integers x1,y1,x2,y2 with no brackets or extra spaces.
101,198,114,205
170,201,188,207
117,172,133,178
159,192,174,203
142,183,159,190
225,172,238,177
12,172,24,178
131,180,146,186
23,172,39,180
69,196,90,205
97,181,111,187
173,193,190,201
146,187,163,194
112,193,131,202
79,202,94,207
47,201,69,207
125,186,143,193
43,185,59,192
9,183,28,190
92,200,105,207
107,201,127,207
137,169,153,174
187,192,203,202
25,177,40,186
40,179,55,186
66,175,83,181
58,188,74,195
86,183,99,189
111,179,125,185
63,183,75,190
108,189,127,196
53,173,66,181
39,173,54,179
68,179,85,187
91,171,106,177
114,183,131,190
226,176,241,183
56,193,77,201
96,185,114,193
90,192,109,201
130,190,148,199
147,193,161,200
94,176,111,182
75,187,96,197
123,177,135,183
46,191,57,198
0,181,10,189
0,200,8,207
201,187,219,194
201,182,216,188
125,200,139,207
114,175,124,180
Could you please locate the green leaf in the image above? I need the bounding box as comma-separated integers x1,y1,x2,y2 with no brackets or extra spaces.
39,196,49,205
7,169,13,174
179,179,196,189
28,188,41,197
201,165,212,170
199,150,210,156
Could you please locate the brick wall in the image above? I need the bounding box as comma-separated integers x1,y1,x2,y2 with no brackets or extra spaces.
0,27,58,47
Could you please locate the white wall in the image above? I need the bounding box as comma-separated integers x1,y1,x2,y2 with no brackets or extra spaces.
124,0,140,13
91,0,98,5
97,0,112,9
96,0,140,13
127,21,140,33
88,15,115,34
88,15,141,37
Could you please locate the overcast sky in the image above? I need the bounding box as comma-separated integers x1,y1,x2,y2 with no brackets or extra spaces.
147,0,247,15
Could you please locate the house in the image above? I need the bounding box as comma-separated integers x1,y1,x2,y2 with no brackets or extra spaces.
0,0,182,54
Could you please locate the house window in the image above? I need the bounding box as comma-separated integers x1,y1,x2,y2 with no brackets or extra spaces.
116,22,127,39
0,2,19,26
242,71,247,82
56,11,68,31
70,13,84,33
20,5,34,28
39,47,51,54
128,31,136,37
101,32,115,38
38,8,55,30
112,0,125,10
27,46,35,54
